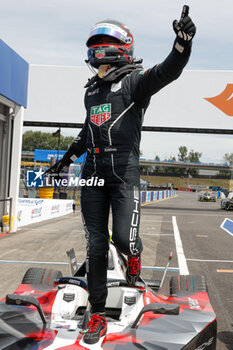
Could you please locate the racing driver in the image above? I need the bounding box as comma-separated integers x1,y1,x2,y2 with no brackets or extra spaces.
46,6,196,345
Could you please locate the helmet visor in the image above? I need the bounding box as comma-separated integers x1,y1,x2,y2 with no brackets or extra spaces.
87,23,132,47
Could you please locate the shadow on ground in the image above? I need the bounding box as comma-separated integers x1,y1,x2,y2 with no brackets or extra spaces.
218,331,233,349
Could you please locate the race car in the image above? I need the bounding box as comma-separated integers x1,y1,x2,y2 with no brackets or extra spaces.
220,191,233,210
198,192,217,202
0,243,217,349
221,198,233,210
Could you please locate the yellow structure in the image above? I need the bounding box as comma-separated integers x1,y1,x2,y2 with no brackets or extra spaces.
39,188,54,199
2,215,13,232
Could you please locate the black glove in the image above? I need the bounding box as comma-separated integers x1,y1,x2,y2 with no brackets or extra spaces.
173,5,196,49
44,157,72,178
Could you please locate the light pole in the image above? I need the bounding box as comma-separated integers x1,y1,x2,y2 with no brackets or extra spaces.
52,128,61,161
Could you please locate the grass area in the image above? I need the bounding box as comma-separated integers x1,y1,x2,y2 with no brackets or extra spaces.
141,175,233,190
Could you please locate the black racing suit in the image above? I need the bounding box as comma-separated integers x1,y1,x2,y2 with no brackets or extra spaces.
63,40,191,312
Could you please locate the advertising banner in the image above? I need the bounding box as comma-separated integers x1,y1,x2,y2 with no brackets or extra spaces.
15,190,177,227
24,66,233,130
17,198,73,227
34,149,86,163
146,192,151,203
140,190,176,204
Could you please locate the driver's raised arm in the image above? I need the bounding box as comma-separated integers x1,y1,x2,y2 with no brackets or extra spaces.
132,5,196,107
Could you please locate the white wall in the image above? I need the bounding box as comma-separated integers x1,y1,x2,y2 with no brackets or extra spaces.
9,106,24,232
24,65,88,124
24,65,233,130
17,198,73,227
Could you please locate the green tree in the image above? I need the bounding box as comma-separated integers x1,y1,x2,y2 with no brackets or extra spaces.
218,153,232,177
140,146,203,177
178,146,188,161
187,149,202,176
223,153,233,165
188,149,202,163
176,146,202,176
22,130,75,151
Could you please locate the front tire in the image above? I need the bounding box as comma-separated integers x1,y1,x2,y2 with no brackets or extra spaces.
21,267,63,287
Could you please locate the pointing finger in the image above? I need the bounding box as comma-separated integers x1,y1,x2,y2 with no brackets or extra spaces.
180,5,189,19
173,20,181,33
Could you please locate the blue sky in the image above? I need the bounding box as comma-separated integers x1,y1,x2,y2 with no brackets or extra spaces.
1,0,233,162
1,0,232,70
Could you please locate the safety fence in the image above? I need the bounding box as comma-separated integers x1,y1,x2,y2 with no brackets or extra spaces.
1,190,176,233
141,189,176,204
16,198,73,228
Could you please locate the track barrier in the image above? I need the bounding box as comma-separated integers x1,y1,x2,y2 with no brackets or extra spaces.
141,189,176,204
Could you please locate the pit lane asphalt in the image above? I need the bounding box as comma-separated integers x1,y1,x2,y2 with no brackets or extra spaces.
0,191,232,349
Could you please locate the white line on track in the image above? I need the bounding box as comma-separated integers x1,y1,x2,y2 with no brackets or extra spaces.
19,228,85,234
142,266,179,271
0,260,179,271
140,220,172,223
187,258,233,263
0,260,69,265
19,228,58,231
156,212,227,217
172,216,189,275
140,233,174,236
0,249,18,258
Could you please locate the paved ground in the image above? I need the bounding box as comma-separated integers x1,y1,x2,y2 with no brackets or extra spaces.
1,191,233,349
